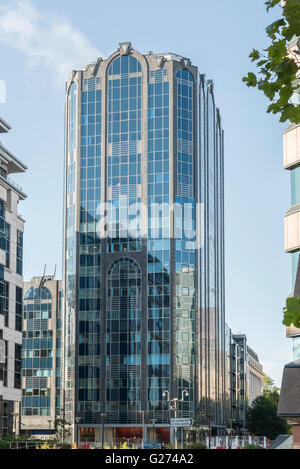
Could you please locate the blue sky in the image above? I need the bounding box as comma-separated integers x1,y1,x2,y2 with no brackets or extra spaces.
0,0,291,385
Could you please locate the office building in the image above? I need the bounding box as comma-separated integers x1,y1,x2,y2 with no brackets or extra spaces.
0,117,27,436
63,43,225,444
246,346,264,405
225,326,264,434
279,34,300,450
284,36,300,357
229,334,247,434
21,273,62,439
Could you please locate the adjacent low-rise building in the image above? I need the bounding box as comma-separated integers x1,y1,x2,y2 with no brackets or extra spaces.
225,326,264,435
230,334,247,434
21,273,62,439
0,117,27,436
246,346,264,405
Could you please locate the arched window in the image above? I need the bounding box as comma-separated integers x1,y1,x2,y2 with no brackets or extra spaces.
176,68,194,198
106,257,142,423
108,257,141,276
108,55,141,76
176,68,194,83
24,286,52,301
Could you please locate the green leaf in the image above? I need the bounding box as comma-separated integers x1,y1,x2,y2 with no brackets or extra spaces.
283,297,300,327
244,0,300,124
265,0,281,11
242,72,258,87
249,49,260,62
257,59,268,67
267,39,287,62
284,0,300,38
266,19,286,39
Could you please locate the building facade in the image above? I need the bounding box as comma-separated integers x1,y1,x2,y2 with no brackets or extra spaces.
230,334,247,434
21,274,62,438
279,33,300,450
63,43,225,444
225,326,264,434
0,117,27,436
246,346,264,406
284,36,300,358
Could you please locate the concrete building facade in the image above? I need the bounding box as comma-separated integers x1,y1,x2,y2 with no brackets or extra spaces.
0,117,27,436
246,346,264,405
284,36,300,358
279,33,300,450
225,326,264,435
21,274,62,438
63,43,226,444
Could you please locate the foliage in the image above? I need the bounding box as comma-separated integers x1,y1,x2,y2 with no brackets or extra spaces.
0,440,11,449
283,296,300,328
101,441,136,449
246,393,290,440
184,442,207,449
37,442,55,450
54,418,72,444
38,442,72,450
0,434,14,441
263,375,281,402
243,0,300,124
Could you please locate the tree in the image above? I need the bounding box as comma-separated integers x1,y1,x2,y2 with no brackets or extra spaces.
54,418,72,444
246,376,290,440
283,296,300,328
243,0,300,124
263,375,280,400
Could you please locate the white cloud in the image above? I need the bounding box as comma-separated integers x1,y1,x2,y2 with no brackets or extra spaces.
0,0,101,85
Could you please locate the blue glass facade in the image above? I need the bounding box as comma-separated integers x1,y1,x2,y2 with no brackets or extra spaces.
147,69,170,423
63,45,225,439
21,279,62,432
78,77,102,416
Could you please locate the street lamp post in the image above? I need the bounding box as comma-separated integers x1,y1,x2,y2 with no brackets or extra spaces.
205,414,212,450
163,390,189,450
101,414,106,449
74,417,81,446
139,411,145,449
151,419,156,449
199,413,212,449
47,419,52,441
207,415,211,450
12,412,19,445
228,419,234,450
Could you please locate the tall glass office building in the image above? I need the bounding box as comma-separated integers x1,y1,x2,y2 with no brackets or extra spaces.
63,43,225,444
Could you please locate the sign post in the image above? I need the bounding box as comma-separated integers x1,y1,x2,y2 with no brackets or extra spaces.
170,418,194,428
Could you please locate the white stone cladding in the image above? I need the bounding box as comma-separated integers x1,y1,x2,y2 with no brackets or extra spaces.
0,117,27,435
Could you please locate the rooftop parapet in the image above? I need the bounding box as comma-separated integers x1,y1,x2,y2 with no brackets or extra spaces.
0,141,27,174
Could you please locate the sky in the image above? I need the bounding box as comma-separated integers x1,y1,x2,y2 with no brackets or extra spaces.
0,0,292,385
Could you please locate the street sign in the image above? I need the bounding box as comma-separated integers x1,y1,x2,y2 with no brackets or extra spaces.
170,418,193,428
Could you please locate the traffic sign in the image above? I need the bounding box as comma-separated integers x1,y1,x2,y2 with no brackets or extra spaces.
170,418,193,428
